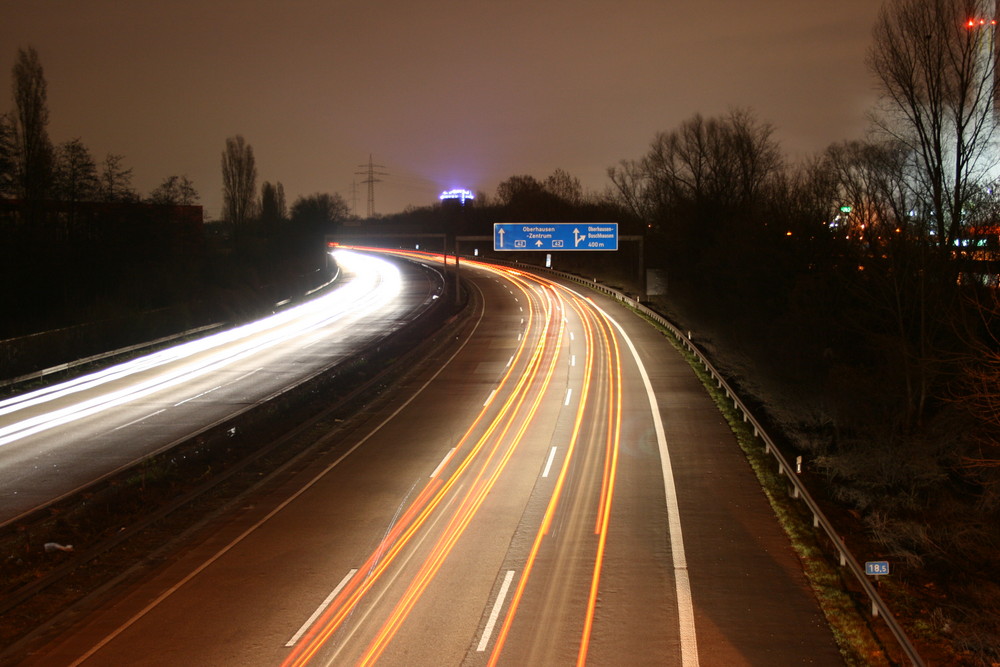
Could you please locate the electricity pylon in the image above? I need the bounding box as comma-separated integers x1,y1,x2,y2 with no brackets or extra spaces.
355,155,388,218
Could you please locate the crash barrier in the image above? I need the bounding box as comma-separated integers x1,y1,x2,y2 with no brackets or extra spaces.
478,256,924,667
0,269,342,391
0,323,224,390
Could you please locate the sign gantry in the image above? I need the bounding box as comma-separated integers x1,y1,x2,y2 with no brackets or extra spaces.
493,223,618,251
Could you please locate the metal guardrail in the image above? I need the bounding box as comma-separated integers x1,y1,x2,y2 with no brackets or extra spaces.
0,264,433,531
479,256,924,667
0,269,344,392
0,323,225,390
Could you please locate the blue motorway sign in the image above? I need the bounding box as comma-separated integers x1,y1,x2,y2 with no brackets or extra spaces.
865,561,890,576
493,223,618,251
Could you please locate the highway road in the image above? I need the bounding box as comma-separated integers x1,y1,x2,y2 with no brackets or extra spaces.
0,250,441,526
20,250,843,666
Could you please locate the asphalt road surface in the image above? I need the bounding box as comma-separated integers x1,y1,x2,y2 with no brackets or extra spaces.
20,250,843,666
0,250,440,526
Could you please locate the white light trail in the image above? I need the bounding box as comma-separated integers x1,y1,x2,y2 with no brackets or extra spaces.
0,250,402,448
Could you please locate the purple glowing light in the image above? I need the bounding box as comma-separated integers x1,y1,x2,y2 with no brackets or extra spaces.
439,188,475,204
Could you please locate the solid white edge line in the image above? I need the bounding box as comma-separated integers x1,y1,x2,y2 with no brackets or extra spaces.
431,448,456,478
285,569,358,647
541,446,558,478
600,306,700,667
477,570,516,652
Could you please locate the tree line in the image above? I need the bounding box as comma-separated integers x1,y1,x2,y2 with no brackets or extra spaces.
218,132,350,246
596,0,1000,658
1,48,196,207
0,46,351,341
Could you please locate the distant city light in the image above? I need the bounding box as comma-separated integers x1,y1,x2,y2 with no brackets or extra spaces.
440,188,475,204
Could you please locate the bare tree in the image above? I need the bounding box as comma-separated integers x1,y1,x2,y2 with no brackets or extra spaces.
725,107,784,210
148,175,198,205
221,134,257,230
643,114,718,211
543,168,583,203
259,180,286,230
97,153,138,203
0,113,15,197
642,109,782,213
825,139,953,427
52,138,98,203
958,299,1000,467
495,174,544,206
869,0,1000,248
290,192,349,228
949,286,1000,512
825,139,917,247
608,108,783,246
607,157,654,223
11,46,53,202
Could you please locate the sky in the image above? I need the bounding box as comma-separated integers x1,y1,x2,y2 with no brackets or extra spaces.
1,1,884,219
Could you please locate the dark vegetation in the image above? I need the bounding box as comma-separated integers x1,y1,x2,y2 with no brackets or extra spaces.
0,194,341,377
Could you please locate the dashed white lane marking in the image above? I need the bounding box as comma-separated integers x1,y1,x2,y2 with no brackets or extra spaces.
285,569,358,647
477,570,516,652
113,409,166,431
431,448,456,478
542,446,558,478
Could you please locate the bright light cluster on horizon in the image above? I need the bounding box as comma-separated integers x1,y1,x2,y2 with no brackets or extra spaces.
439,188,475,204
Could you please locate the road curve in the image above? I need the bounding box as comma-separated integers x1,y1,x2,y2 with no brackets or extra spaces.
0,250,440,526
19,250,842,666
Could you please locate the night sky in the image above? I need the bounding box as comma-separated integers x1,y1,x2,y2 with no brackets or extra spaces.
2,1,882,218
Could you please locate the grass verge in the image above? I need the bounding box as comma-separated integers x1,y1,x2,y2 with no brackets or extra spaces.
636,308,896,666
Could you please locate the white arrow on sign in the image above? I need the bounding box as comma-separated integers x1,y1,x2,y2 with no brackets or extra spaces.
573,228,586,246
497,228,506,248
535,240,544,247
